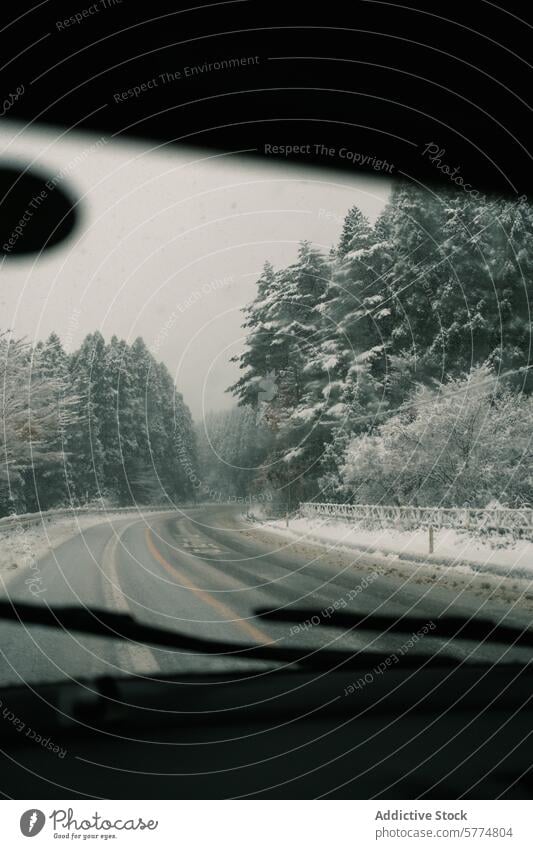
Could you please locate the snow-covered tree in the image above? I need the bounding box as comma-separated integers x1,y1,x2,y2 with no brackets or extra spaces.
229,187,533,507
67,332,107,503
341,366,533,507
197,406,272,499
0,328,198,515
0,334,77,514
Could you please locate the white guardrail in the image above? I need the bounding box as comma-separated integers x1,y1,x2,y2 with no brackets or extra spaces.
299,502,533,539
0,503,190,534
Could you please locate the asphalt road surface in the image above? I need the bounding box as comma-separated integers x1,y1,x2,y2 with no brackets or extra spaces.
0,505,531,687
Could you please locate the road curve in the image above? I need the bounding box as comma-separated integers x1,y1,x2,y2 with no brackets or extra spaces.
0,504,531,688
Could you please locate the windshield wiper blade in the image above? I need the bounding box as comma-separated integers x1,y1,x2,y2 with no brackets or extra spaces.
257,608,533,649
0,600,472,672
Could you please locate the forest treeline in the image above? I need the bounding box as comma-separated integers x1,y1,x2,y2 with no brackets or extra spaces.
4,183,532,517
225,182,533,509
0,331,197,516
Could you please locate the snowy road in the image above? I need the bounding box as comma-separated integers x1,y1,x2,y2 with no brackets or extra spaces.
0,505,532,688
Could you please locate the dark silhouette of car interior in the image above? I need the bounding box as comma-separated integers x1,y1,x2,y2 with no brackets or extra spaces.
0,0,531,799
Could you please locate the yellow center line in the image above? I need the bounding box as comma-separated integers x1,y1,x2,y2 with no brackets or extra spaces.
144,528,273,646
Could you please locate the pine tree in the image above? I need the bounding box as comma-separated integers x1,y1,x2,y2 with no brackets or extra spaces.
0,334,77,514
28,333,76,510
68,332,110,503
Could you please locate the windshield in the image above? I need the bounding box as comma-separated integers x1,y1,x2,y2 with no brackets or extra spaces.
1,123,532,693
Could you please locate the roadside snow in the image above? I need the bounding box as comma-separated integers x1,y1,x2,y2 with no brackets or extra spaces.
268,516,533,580
0,511,145,595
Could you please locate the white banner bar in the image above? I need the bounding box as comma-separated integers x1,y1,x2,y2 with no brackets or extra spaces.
1,800,531,847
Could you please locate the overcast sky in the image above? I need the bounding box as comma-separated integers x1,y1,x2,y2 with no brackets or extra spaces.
0,121,391,419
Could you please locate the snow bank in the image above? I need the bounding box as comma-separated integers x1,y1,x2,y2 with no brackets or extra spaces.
0,511,145,595
269,516,533,580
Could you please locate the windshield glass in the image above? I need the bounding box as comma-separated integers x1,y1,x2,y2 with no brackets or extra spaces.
1,123,532,691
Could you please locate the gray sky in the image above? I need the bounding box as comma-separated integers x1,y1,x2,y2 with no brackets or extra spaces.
0,121,391,419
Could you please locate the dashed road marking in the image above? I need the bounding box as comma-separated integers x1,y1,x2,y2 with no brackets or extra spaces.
145,528,273,645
